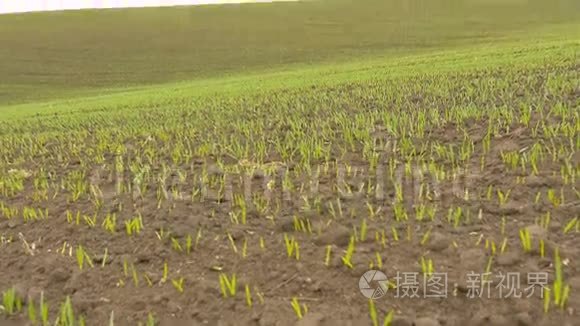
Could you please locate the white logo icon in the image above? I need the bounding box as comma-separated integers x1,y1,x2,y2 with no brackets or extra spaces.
359,270,389,299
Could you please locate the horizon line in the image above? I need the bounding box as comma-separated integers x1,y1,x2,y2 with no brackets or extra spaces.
0,0,297,15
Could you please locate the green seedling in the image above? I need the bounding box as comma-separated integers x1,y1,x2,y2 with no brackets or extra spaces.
497,188,511,206
101,248,109,268
290,297,307,320
391,227,399,242
237,237,246,258
22,206,39,222
255,288,265,305
40,292,49,326
544,286,551,314
341,235,356,269
195,228,203,249
563,217,578,234
219,273,237,298
28,298,37,324
131,264,139,287
415,204,426,222
143,273,153,287
453,207,462,228
233,194,247,225
83,213,97,227
171,237,183,252
393,203,408,222
293,215,310,233
420,228,431,246
366,202,381,220
375,252,383,269
185,234,193,254
324,245,332,266
161,262,168,284
540,212,551,230
75,245,94,270
501,216,506,235
483,256,493,282
245,284,252,308
519,228,532,253
420,256,434,277
485,239,497,256
283,234,300,260
55,296,75,326
547,188,561,208
146,313,156,326
500,238,508,254
123,258,129,277
66,210,81,225
227,232,238,254
383,310,395,326
125,214,143,235
172,277,185,293
552,248,570,310
369,299,379,326
360,218,368,242
381,229,387,247
1,287,22,315
486,185,493,201
102,213,117,233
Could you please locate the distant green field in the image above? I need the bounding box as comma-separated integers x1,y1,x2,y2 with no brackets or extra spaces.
0,36,577,121
0,0,578,106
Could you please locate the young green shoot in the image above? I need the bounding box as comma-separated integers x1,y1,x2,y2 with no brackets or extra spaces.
420,228,432,246
75,245,94,271
369,299,379,326
28,297,37,324
40,291,49,326
420,256,434,277
161,262,168,284
519,228,532,253
219,273,237,298
1,287,22,315
341,235,356,269
172,277,185,293
552,248,570,310
290,297,307,320
497,188,511,206
245,284,252,308
283,234,300,260
563,217,578,234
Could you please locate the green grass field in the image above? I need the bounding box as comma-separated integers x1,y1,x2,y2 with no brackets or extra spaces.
0,1,579,325
0,0,578,107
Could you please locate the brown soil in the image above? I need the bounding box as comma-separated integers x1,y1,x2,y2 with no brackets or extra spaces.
1,68,579,326
2,135,578,326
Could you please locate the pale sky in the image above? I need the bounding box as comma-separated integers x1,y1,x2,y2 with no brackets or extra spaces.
0,0,290,14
